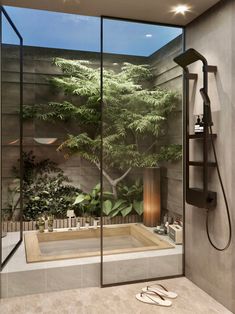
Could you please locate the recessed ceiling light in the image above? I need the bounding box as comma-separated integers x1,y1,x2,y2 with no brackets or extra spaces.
172,4,190,15
145,34,152,38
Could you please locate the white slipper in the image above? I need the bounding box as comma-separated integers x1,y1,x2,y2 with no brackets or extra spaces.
142,283,177,299
136,291,172,307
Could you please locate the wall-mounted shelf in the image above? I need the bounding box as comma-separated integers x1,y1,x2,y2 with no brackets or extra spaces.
187,188,217,209
189,161,216,167
188,133,217,139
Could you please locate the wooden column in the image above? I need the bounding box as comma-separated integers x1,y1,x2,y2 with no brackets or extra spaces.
143,167,161,227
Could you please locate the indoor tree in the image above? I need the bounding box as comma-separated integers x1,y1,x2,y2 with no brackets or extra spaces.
23,58,182,201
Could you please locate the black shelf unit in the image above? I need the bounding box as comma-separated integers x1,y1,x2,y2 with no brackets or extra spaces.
188,133,217,139
188,161,216,167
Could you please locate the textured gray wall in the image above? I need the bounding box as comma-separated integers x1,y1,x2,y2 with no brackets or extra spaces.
185,0,234,311
149,36,183,219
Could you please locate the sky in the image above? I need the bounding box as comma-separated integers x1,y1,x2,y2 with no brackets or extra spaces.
3,6,182,57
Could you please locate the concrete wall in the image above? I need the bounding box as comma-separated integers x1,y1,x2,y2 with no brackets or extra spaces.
185,0,234,311
149,36,183,219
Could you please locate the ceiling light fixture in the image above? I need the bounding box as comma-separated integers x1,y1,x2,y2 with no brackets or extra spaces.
145,34,152,38
172,4,190,15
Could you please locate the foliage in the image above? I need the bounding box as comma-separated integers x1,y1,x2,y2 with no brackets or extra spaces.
12,152,82,221
73,180,143,218
13,151,60,184
158,144,183,162
103,180,143,217
73,183,101,218
23,172,80,221
9,152,144,220
23,58,182,199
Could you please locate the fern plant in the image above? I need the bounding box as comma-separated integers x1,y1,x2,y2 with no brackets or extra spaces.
24,59,182,199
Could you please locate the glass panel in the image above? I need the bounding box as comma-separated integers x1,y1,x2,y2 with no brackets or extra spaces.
11,8,101,285
1,11,22,266
101,18,183,285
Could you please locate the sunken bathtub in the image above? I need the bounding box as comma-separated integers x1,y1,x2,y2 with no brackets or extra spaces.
24,224,173,263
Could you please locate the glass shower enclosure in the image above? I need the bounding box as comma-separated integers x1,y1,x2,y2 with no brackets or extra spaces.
100,17,183,286
0,7,183,289
0,7,23,270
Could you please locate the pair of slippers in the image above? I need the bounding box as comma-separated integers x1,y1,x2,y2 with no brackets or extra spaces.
136,283,177,307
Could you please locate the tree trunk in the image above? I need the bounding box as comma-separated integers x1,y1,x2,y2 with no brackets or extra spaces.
94,161,131,199
111,184,118,199
12,197,21,221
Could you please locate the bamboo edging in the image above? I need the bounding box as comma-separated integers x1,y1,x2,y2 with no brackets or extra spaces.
2,214,142,232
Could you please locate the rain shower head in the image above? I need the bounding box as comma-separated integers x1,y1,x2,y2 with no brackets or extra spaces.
174,48,207,69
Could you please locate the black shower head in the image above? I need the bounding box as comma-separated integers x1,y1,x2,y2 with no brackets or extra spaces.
174,48,207,69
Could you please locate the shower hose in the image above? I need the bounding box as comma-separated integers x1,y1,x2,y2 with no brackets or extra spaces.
206,125,232,251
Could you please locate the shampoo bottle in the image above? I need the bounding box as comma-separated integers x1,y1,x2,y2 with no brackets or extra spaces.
194,116,201,133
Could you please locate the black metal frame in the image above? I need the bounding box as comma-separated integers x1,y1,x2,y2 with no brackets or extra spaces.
0,8,185,283
0,6,23,271
100,15,185,287
174,48,217,209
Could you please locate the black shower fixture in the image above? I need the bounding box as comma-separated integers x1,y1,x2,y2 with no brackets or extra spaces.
174,48,217,209
174,48,232,251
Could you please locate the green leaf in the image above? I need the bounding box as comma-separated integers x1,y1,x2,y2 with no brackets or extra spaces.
90,199,99,205
93,183,101,191
73,194,86,205
121,205,133,217
133,200,143,215
103,191,114,197
102,200,113,215
112,199,127,211
84,194,91,201
109,207,122,218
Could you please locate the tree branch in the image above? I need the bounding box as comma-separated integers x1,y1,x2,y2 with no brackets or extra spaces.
144,139,158,154
114,167,132,185
94,161,131,187
94,161,115,186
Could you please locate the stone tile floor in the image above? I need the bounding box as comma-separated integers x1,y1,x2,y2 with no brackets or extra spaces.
0,277,232,314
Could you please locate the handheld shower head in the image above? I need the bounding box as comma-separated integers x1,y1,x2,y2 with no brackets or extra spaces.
200,88,210,105
200,88,213,126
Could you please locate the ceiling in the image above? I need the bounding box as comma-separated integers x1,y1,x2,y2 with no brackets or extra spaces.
0,0,221,26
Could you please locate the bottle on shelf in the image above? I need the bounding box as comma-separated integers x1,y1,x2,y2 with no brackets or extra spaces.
200,115,204,133
194,115,201,133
